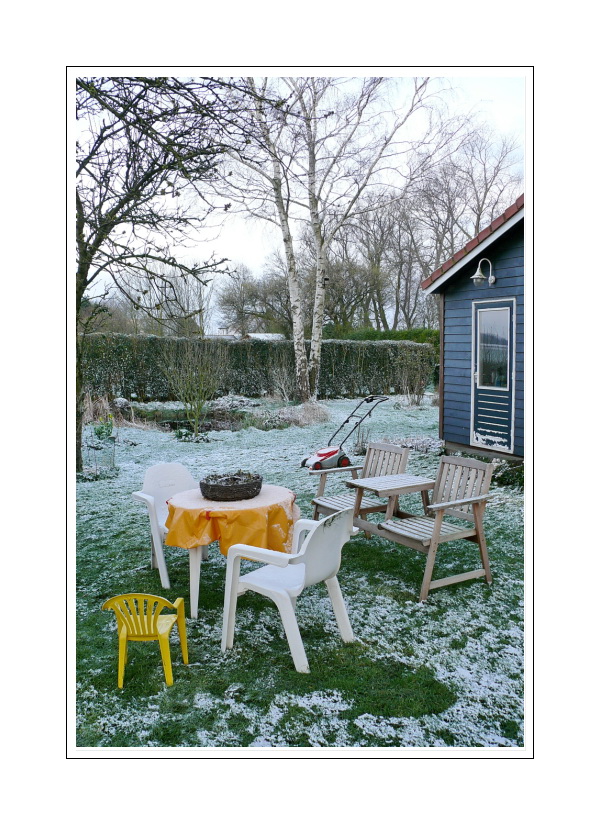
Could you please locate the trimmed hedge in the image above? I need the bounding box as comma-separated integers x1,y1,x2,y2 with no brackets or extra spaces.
337,327,440,352
81,333,436,401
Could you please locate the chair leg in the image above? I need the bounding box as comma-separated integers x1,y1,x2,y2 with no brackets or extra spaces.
222,556,242,651
419,512,444,602
274,594,310,673
177,605,189,665
118,632,127,689
325,576,354,642
158,633,174,686
473,503,492,584
148,518,170,588
153,542,171,589
419,541,439,602
148,519,171,589
221,589,238,652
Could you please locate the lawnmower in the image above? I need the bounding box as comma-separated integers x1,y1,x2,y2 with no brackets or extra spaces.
300,395,389,470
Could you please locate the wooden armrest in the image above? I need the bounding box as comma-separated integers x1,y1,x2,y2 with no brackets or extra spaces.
308,465,363,475
427,494,490,512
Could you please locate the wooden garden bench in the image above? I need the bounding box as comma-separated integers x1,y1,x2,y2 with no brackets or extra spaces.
374,455,494,601
310,442,410,522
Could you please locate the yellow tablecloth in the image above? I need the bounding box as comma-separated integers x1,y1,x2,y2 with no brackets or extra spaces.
164,484,299,555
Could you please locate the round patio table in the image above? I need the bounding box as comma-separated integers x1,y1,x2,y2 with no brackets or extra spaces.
164,484,299,618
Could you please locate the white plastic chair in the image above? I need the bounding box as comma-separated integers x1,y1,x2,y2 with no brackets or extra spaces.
132,462,196,589
221,508,355,673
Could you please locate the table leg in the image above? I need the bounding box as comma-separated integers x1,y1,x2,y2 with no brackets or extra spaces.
385,495,398,520
353,488,364,517
421,490,431,513
189,546,206,619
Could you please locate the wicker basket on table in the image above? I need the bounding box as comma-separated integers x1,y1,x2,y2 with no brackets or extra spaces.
200,471,263,501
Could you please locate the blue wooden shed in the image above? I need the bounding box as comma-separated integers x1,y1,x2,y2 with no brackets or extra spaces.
421,194,524,459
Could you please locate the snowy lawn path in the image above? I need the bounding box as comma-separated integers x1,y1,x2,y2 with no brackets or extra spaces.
76,396,524,749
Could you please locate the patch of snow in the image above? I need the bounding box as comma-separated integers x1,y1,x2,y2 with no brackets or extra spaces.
209,394,261,411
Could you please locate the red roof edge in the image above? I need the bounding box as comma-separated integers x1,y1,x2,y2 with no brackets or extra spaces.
421,194,524,291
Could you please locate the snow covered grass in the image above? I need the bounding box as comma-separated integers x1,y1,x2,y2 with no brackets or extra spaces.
76,396,524,749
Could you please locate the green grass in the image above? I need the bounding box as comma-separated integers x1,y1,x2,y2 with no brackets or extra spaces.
76,397,524,749
77,543,458,747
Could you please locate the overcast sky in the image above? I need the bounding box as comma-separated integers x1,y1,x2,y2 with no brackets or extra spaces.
199,72,527,275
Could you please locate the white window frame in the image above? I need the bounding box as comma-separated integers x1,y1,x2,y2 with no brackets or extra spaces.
470,298,516,454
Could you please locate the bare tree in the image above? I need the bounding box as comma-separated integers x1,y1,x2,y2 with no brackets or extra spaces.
217,264,258,337
129,262,215,337
452,128,523,236
346,194,396,330
214,77,311,398
253,260,296,337
284,77,449,393
314,258,371,333
405,126,523,271
378,128,523,331
75,77,234,469
75,76,280,469
219,76,462,399
383,204,429,329
82,292,143,335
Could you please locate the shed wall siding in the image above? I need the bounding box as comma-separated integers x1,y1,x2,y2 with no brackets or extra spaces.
440,223,524,457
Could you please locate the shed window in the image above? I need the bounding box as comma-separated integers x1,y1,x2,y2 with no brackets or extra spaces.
478,308,510,389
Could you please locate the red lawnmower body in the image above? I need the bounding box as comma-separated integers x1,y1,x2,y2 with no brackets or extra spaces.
300,395,388,470
301,445,352,471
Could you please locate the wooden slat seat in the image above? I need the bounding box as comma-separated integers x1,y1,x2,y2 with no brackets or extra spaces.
312,492,383,516
379,516,477,546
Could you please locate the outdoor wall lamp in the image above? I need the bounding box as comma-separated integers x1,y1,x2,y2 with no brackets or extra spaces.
471,258,496,286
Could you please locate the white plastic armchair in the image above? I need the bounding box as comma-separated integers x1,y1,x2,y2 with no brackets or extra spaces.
132,462,196,589
221,508,355,673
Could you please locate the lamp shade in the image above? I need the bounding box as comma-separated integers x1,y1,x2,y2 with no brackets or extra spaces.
471,258,494,286
470,266,486,286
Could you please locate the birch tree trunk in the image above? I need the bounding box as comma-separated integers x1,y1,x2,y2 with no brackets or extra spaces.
275,185,311,401
307,240,328,397
259,99,311,400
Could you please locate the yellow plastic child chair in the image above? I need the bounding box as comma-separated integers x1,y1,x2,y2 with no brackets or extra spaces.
102,593,189,688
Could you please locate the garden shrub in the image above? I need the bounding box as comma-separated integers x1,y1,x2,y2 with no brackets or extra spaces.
159,338,229,436
493,460,525,490
395,343,436,404
81,333,436,402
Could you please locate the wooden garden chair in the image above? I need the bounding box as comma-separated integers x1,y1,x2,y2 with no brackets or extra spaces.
310,441,410,521
376,455,494,601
